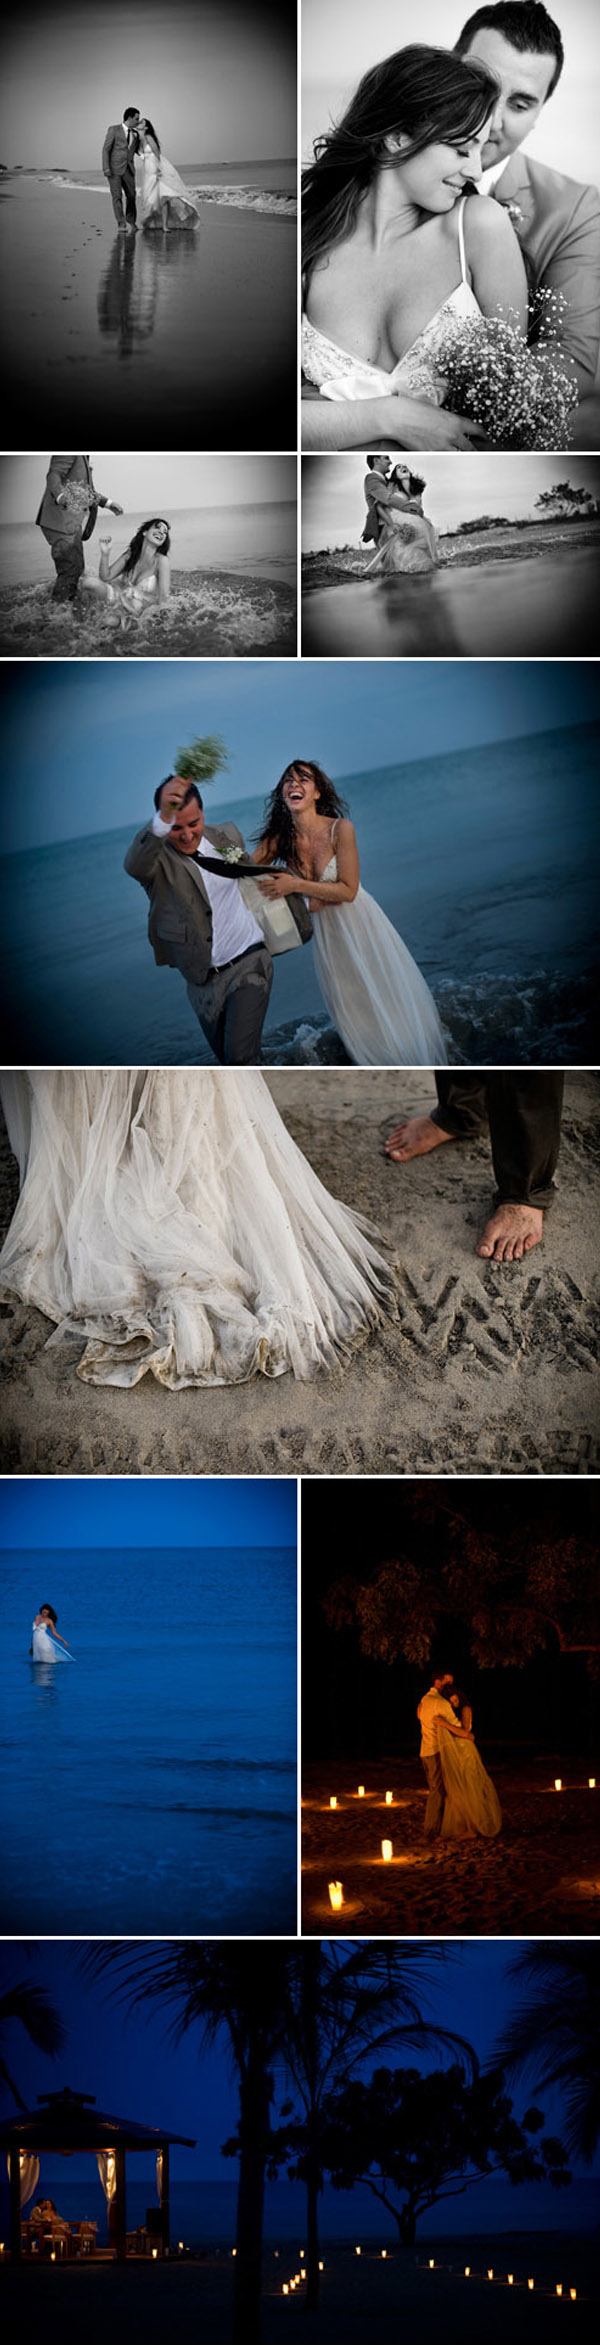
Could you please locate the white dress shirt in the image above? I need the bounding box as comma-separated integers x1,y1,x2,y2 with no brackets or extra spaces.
417,1687,458,1757
152,812,263,967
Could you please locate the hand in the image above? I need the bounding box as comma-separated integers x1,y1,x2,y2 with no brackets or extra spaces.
383,394,489,451
158,779,190,820
257,872,299,899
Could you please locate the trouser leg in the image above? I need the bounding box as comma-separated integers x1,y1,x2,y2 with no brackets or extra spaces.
221,953,273,1065
433,1073,488,1138
49,536,85,602
486,1074,564,1208
422,1753,445,1838
123,171,137,226
108,172,126,224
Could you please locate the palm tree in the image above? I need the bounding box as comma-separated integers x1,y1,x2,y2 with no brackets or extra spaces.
0,1977,65,2107
81,1940,295,2346
279,1943,476,2311
495,1945,600,2162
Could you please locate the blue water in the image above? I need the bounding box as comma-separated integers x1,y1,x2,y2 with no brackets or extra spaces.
1,720,598,1065
0,1546,297,1934
1,2175,596,2253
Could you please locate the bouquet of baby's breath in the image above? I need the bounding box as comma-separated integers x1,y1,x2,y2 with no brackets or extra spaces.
173,732,230,783
436,293,578,449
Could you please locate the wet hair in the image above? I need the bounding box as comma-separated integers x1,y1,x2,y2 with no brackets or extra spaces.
302,44,498,282
391,465,426,497
456,4,564,97
142,117,161,154
40,1604,58,1624
123,517,171,574
153,779,203,812
123,108,140,123
256,761,349,867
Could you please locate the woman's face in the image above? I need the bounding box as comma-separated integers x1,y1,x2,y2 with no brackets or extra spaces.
450,1691,460,1710
392,121,491,212
282,765,320,814
146,521,169,547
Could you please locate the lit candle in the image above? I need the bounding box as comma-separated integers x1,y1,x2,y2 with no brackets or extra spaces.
329,1796,338,1809
381,2248,387,2260
464,2266,470,2277
290,2279,296,2292
328,1879,343,1911
178,2241,183,2251
589,1778,596,1790
554,1777,562,1791
556,2284,563,2298
528,2278,534,2291
300,2268,306,2280
232,2247,237,2258
385,1790,393,1806
355,2244,361,2256
282,2284,289,2296
152,2246,158,2261
508,2272,514,2285
487,2268,494,2281
50,2251,56,2264
358,1784,365,1797
381,1838,393,1861
429,2258,435,2270
319,2260,324,2271
570,2288,577,2301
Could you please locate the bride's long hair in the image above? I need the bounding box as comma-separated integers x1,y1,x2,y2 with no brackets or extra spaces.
123,517,171,572
257,762,348,867
141,116,161,154
303,44,497,284
391,465,426,500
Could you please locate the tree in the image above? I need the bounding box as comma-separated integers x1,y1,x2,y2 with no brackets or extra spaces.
172,733,230,785
321,2064,570,2244
495,1945,600,2162
0,1977,65,2107
324,1488,600,1673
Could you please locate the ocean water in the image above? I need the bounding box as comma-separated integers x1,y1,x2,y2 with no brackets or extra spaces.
0,504,297,590
1,720,598,1066
1,2176,596,2257
302,547,600,661
0,1546,297,1934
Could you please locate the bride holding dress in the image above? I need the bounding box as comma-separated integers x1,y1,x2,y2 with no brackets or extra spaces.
0,1070,395,1390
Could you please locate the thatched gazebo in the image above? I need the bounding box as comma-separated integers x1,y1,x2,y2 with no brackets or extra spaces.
0,2085,195,2261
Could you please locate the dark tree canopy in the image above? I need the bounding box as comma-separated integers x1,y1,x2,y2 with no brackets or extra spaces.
321,2064,570,2243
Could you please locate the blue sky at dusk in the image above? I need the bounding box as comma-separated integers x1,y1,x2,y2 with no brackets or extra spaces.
2,661,599,850
0,1477,296,1549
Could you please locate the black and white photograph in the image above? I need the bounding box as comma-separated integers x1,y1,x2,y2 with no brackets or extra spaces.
302,0,600,452
0,454,297,658
0,1,297,447
301,452,600,657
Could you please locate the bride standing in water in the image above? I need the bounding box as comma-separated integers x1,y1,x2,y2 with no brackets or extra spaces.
31,1604,73,1662
135,117,201,229
0,1070,395,1389
253,762,447,1065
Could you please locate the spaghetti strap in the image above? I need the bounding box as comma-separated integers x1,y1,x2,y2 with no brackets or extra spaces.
457,194,468,284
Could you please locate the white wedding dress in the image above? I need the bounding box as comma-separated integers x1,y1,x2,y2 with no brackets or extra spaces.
0,1071,395,1388
136,136,201,226
302,195,481,406
31,1620,71,1663
439,1717,502,1840
311,826,447,1066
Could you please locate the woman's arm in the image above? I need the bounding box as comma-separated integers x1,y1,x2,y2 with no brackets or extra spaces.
251,835,277,869
258,818,360,907
463,194,528,333
157,553,170,603
302,389,489,452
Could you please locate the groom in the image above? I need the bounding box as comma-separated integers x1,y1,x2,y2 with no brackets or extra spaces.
454,3,600,438
102,107,141,230
36,454,123,605
125,778,274,1064
386,1072,564,1263
362,452,392,546
417,1673,465,1838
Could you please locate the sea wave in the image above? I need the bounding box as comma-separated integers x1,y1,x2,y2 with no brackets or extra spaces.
38,171,295,215
263,966,600,1067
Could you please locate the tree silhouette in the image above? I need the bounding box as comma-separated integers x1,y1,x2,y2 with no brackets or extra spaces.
0,1977,65,2107
324,1489,600,1673
495,1945,600,2162
321,2064,570,2244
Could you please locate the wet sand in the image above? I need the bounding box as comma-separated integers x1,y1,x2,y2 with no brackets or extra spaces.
1,2238,595,2345
0,1071,598,1480
302,1758,600,1935
302,528,600,658
0,569,296,657
0,177,296,444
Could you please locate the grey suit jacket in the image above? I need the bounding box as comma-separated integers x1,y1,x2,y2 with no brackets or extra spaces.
36,454,108,542
491,154,600,393
124,820,253,986
102,123,137,178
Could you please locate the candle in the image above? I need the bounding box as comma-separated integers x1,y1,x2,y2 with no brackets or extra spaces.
589,1777,596,1789
487,2267,494,2281
358,1784,365,1797
385,1790,393,1806
290,2279,296,2291
527,2278,534,2291
300,2268,306,2280
178,2241,184,2251
554,1777,562,1791
381,1838,393,1861
282,2284,289,2296
556,2283,563,2297
429,2258,435,2270
355,2244,361,2256
570,2288,577,2300
329,1795,337,1809
152,2246,158,2261
319,2260,324,2271
464,2266,470,2277
328,1879,343,1910
50,2251,56,2263
508,2272,514,2284
381,2248,387,2259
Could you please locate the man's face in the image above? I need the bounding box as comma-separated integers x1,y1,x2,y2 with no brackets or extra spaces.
460,30,557,165
169,795,205,855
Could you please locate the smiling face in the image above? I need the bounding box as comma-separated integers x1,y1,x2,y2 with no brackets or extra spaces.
460,30,556,163
170,794,205,855
146,520,169,547
390,123,491,208
282,764,320,815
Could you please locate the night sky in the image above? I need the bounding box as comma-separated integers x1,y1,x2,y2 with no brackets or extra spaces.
0,1476,297,1550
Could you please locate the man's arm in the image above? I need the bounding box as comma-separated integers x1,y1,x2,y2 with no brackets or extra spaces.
102,127,115,176
532,184,600,395
124,825,170,882
45,455,77,507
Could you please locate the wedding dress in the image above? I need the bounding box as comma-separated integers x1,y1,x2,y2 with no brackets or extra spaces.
0,1071,395,1388
371,503,439,577
31,1620,71,1663
439,1718,502,1839
310,826,447,1067
136,137,201,227
302,196,480,405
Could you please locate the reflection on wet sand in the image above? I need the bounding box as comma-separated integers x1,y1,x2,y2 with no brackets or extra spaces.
97,223,197,357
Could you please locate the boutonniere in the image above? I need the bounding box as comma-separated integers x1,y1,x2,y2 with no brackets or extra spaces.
220,845,244,865
497,197,525,227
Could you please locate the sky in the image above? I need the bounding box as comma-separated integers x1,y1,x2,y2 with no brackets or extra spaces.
0,1940,594,2210
302,455,600,551
0,1,295,169
3,660,599,849
0,1476,296,1550
0,454,296,528
302,0,600,182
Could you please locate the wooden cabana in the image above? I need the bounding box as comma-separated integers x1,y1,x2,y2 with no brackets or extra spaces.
0,2085,195,2261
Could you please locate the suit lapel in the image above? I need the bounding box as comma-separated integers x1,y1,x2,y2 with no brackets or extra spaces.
490,155,536,241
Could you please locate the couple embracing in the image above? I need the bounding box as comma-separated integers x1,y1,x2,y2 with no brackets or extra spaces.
125,764,446,1066
102,104,200,232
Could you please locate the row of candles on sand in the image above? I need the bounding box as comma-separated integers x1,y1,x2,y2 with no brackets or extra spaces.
421,2255,578,2298
327,1780,596,1804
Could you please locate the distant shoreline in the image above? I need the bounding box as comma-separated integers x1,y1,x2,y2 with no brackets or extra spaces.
303,515,600,588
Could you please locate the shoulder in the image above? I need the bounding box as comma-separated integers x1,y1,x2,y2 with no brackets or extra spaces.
335,815,355,838
462,191,517,255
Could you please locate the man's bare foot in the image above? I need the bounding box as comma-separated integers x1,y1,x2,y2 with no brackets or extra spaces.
385,1114,456,1163
476,1204,544,1263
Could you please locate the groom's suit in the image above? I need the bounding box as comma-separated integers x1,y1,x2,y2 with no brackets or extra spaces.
124,818,273,1064
102,122,138,227
490,155,600,395
36,454,111,601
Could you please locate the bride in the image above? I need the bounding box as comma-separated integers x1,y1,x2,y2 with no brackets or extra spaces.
135,116,201,229
366,466,439,576
439,1687,502,1839
253,761,447,1066
302,43,527,451
0,1070,395,1389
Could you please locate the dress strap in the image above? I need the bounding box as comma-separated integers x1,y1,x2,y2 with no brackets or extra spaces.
457,194,468,284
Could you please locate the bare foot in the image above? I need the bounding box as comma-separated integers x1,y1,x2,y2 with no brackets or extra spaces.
476,1204,544,1263
385,1114,456,1163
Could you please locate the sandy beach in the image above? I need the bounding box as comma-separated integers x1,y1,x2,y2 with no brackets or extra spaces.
301,1759,600,1936
0,1071,597,1479
0,2237,595,2345
0,175,296,444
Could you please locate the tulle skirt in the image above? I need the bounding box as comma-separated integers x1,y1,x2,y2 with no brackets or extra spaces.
312,887,447,1067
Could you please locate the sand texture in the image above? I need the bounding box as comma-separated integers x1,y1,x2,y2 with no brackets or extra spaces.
0,1071,598,1479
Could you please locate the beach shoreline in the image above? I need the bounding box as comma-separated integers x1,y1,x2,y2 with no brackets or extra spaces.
0,569,296,657
302,516,600,591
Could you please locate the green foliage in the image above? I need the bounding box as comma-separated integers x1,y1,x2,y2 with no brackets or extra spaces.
173,733,230,785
